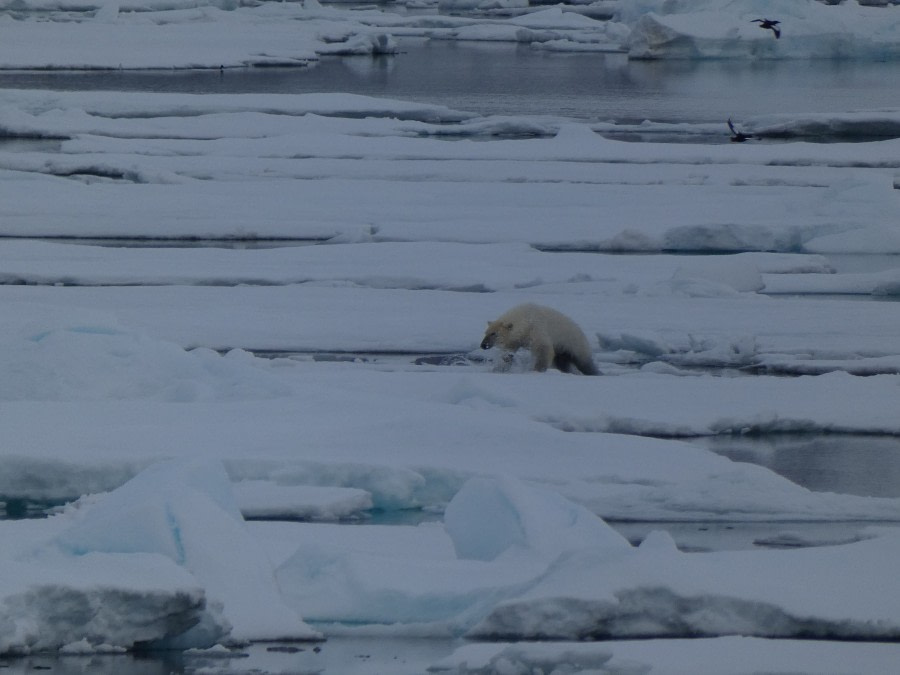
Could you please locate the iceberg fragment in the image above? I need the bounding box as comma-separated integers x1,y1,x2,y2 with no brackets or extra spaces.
52,460,319,645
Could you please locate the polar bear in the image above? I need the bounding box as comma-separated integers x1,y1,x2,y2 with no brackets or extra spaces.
480,303,598,375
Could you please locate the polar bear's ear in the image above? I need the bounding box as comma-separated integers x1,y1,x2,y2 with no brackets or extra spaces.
504,322,514,330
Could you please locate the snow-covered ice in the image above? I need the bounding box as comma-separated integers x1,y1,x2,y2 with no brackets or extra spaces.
234,481,373,521
267,477,900,639
1,0,900,671
0,0,898,69
1,459,319,653
623,0,900,60
0,549,205,654
51,459,321,645
2,89,900,663
432,637,900,675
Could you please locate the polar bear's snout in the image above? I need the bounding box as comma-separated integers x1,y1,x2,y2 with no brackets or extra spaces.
480,333,496,350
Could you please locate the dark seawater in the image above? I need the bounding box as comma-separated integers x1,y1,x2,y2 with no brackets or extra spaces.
0,638,458,675
1,39,899,124
699,434,900,499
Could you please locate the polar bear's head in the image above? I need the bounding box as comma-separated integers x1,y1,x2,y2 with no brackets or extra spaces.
481,319,513,350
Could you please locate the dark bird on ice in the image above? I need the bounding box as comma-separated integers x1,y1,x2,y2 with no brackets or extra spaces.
727,118,753,143
752,18,781,39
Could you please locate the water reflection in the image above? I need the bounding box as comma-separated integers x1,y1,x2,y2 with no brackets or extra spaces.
698,433,900,499
0,638,456,675
1,39,898,124
0,653,177,675
825,253,900,275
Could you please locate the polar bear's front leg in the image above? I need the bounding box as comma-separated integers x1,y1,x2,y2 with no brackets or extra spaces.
497,349,516,372
530,339,554,372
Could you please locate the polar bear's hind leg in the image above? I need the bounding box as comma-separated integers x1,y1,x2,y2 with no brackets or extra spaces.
553,350,576,374
574,353,599,376
553,349,597,375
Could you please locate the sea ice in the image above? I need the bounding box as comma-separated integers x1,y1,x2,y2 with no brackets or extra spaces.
267,475,900,641
50,460,319,645
443,475,631,562
623,0,900,60
0,552,205,654
468,527,900,641
432,637,900,675
2,0,899,70
233,482,373,521
0,6,899,667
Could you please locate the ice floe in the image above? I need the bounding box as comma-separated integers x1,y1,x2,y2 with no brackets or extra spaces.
265,475,900,640
0,0,898,68
0,7,899,668
623,0,900,60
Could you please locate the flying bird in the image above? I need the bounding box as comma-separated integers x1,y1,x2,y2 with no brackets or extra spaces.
752,18,781,39
727,118,753,143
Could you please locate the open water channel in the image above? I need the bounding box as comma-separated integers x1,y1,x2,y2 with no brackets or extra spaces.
3,38,900,127
2,26,899,675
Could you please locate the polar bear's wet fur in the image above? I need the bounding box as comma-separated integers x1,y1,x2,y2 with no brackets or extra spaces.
481,303,598,375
